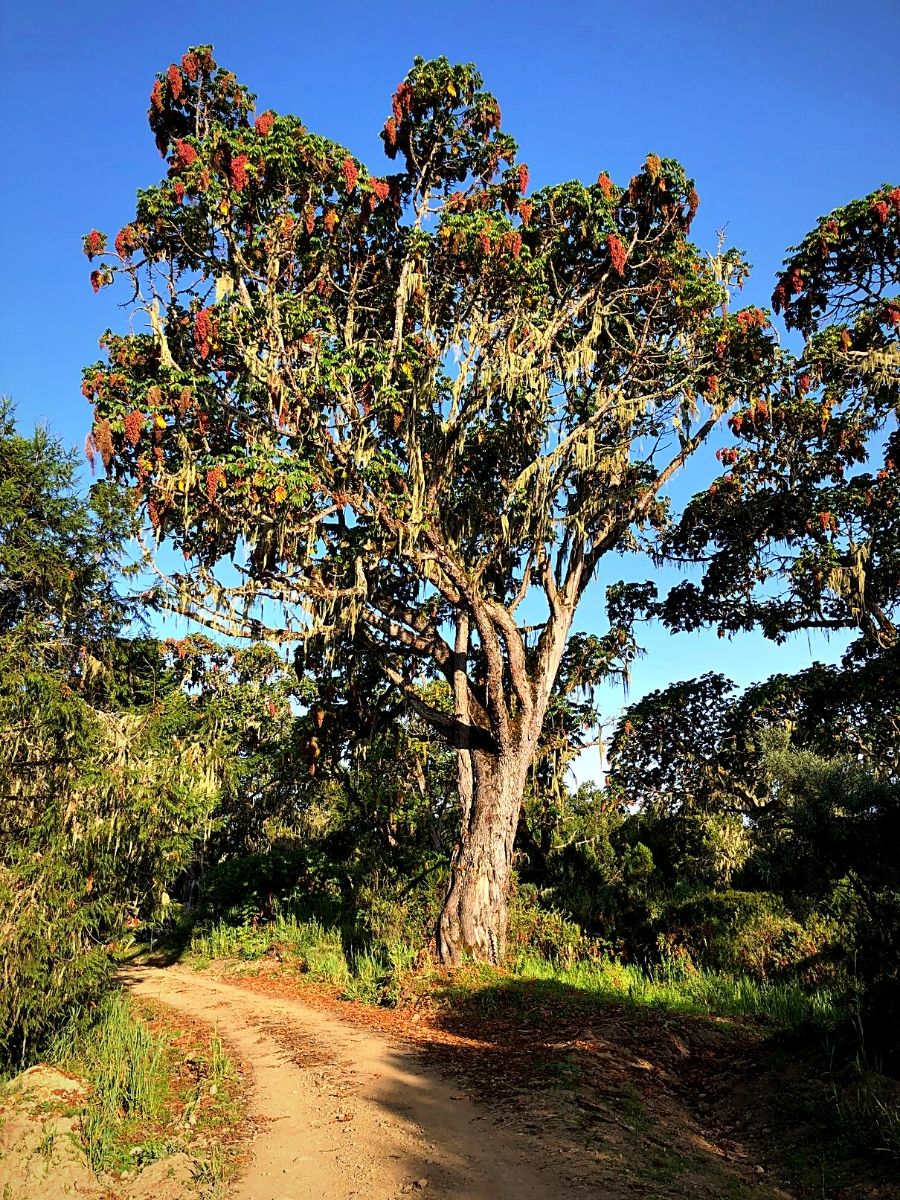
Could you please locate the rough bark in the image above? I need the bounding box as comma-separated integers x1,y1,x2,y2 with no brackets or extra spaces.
436,746,533,965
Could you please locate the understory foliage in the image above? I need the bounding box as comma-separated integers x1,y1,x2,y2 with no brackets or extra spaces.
0,405,299,1069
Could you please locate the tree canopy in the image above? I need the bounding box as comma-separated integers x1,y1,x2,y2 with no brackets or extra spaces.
659,187,900,654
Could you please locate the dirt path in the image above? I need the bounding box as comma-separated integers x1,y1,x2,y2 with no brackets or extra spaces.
122,965,593,1200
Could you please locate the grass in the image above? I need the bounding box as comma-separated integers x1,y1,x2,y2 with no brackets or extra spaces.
45,990,244,1191
187,909,418,1005
191,913,350,981
830,1058,900,1158
185,909,841,1033
505,949,842,1030
48,992,170,1172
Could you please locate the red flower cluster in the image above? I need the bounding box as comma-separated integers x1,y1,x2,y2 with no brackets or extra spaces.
384,117,398,148
597,173,615,199
282,215,296,237
478,232,492,256
797,373,812,394
182,51,199,80
736,307,766,329
90,270,103,293
175,139,198,167
686,189,700,222
255,111,275,136
194,308,215,359
371,178,390,202
818,511,836,532
716,447,738,465
150,79,165,111
114,225,138,260
518,200,533,226
83,230,106,260
871,199,889,224
772,283,788,312
167,65,183,101
124,409,145,447
206,466,226,502
706,375,720,396
885,303,900,328
174,181,186,204
343,157,358,193
305,208,316,234
230,155,250,192
93,420,114,468
789,268,804,294
518,163,529,195
392,80,414,123
506,231,522,258
607,233,627,276
323,209,338,234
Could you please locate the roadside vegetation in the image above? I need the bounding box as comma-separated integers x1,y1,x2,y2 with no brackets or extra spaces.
0,989,243,1197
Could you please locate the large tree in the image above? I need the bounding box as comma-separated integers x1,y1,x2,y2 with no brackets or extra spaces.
82,47,775,962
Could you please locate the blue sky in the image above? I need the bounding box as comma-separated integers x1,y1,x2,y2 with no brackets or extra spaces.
2,0,897,725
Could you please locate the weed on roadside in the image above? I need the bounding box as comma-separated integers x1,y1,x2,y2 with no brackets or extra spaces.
45,990,245,1193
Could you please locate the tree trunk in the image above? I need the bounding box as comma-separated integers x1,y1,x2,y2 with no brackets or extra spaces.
436,745,532,965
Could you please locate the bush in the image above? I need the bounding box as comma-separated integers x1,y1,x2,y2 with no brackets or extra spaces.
507,882,601,963
660,890,832,982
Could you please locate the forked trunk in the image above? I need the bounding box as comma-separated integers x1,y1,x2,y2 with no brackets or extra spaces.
436,746,532,965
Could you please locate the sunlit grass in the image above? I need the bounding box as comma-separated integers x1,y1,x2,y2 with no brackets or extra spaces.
45,990,243,1188
48,992,170,1171
188,909,841,1032
506,949,841,1029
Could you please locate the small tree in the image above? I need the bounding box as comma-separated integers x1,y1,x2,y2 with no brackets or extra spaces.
83,47,775,962
0,405,223,1065
660,186,900,654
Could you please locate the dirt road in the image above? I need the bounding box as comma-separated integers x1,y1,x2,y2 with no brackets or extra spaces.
123,965,594,1200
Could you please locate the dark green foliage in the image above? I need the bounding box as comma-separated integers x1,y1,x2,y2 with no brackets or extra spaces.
604,664,900,1064
658,890,829,983
0,405,227,1069
751,746,900,1064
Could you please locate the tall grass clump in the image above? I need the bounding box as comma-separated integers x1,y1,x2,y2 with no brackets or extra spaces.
189,911,352,983
507,949,841,1032
49,992,170,1171
188,909,422,1005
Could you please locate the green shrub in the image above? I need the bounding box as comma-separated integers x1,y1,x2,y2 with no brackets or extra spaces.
507,882,602,962
660,890,832,982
